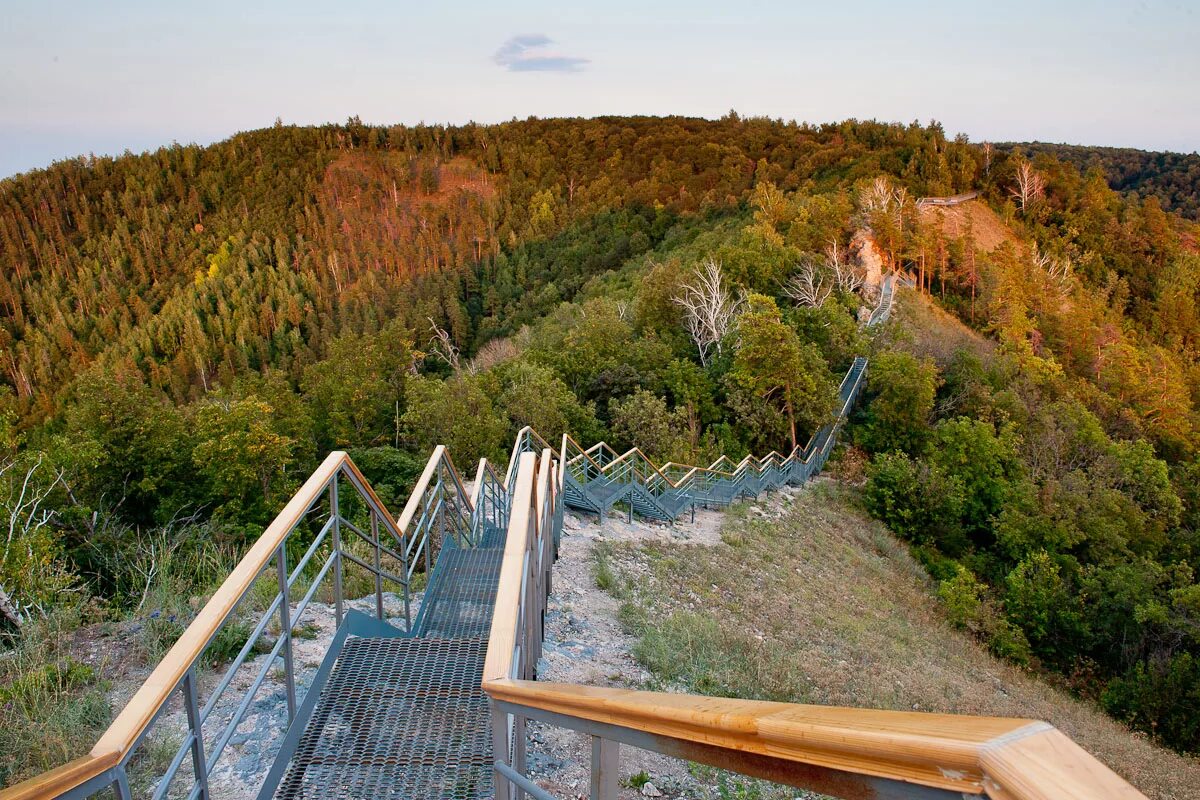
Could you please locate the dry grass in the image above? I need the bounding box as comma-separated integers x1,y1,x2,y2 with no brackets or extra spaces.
879,287,995,368
612,485,1200,800
918,199,1020,254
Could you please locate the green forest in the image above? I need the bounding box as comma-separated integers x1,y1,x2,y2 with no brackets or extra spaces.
1001,141,1200,221
2,116,1200,784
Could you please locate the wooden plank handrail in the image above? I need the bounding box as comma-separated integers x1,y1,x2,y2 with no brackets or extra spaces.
483,451,538,684
396,444,473,532
482,680,1146,800
0,753,121,800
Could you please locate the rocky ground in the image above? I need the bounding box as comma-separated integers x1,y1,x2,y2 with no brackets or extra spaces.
525,490,813,800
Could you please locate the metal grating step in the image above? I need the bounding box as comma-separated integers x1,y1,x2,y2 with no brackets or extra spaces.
413,543,504,639
271,637,492,800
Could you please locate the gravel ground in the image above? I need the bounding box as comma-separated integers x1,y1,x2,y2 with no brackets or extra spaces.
526,492,812,800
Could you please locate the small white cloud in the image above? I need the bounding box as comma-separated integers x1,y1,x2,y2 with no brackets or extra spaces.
493,34,589,73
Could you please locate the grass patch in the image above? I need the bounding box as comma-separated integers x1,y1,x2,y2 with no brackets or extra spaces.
593,542,622,594
624,770,651,789
614,486,1198,799
0,608,112,788
294,621,322,640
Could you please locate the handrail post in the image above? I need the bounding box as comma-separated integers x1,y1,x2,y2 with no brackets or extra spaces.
513,714,528,800
182,667,210,800
491,701,514,800
371,509,384,621
330,477,344,628
109,769,131,800
275,543,297,722
589,736,618,800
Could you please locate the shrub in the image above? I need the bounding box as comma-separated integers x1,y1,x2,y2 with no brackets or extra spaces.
938,566,986,630
1102,653,1200,752
402,375,507,466
928,418,1023,544
608,390,689,462
347,446,426,510
856,351,938,456
1003,551,1088,666
864,452,968,556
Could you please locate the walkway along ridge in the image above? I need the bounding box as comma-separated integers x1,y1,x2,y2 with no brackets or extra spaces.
0,272,1145,800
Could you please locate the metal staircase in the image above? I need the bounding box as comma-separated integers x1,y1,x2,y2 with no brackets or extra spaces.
557,273,893,524
3,274,914,800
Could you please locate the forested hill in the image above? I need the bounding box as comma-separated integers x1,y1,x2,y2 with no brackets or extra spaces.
1000,141,1200,220
0,116,981,426
5,116,1200,779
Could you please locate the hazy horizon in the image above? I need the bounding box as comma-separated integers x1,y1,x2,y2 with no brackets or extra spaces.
3,0,1198,179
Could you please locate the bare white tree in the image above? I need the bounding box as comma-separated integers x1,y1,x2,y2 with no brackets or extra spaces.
426,317,461,372
674,258,743,366
1010,161,1046,213
464,336,520,376
858,176,896,215
826,240,865,294
1033,246,1073,289
784,256,833,308
982,141,994,177
0,455,59,626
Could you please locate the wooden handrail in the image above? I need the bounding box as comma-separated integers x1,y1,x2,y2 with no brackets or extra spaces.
469,457,503,511
482,680,1145,800
483,451,537,684
92,451,348,758
0,753,121,800
396,444,473,533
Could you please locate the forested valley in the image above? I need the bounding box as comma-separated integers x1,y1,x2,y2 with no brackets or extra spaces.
2,116,1200,784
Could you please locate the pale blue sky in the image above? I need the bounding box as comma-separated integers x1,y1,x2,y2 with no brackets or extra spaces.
2,0,1197,179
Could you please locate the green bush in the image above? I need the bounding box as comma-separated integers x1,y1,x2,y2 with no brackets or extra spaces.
347,446,427,511
856,351,938,456
1102,653,1200,753
1003,551,1088,667
937,566,986,630
864,452,968,556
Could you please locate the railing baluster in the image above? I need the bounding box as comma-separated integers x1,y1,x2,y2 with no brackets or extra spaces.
371,508,384,621
589,736,618,800
182,668,210,800
513,714,528,800
112,770,131,800
275,543,296,722
492,702,514,800
330,477,344,628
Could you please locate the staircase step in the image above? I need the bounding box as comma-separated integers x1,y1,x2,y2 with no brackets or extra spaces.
268,637,491,800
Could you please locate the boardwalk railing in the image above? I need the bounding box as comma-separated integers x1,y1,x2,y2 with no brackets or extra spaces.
916,190,981,208
559,355,868,522
483,454,1147,800
0,447,478,800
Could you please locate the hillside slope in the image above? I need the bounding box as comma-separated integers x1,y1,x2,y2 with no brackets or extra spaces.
597,487,1199,799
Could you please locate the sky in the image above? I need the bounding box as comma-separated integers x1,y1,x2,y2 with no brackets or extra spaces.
1,0,1198,179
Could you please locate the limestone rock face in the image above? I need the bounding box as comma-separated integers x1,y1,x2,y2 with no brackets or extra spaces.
852,229,886,300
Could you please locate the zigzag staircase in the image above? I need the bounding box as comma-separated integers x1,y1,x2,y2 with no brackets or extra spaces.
1,272,1143,800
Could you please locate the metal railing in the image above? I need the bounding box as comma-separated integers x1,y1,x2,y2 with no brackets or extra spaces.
1,446,478,800
483,450,1147,800
558,354,868,522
